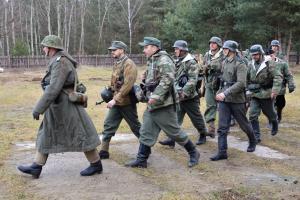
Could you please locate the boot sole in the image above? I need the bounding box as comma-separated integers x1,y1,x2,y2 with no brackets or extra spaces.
17,166,41,179
80,170,103,176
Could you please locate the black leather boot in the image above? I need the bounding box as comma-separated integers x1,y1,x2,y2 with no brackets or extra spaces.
17,162,42,179
125,143,151,168
80,160,103,176
210,134,228,161
251,120,261,143
210,151,228,161
184,140,200,167
196,134,206,145
158,138,175,148
271,120,278,136
245,130,257,152
99,150,109,159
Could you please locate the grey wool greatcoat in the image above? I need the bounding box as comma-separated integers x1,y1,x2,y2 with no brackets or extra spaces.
33,51,100,154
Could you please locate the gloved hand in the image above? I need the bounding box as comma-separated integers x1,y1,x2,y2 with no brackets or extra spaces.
288,87,295,93
32,111,40,120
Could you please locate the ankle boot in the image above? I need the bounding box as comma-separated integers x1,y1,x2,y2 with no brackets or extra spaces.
271,120,278,136
158,138,175,148
210,151,228,161
80,160,103,176
245,130,257,152
184,140,200,167
99,150,109,159
125,143,151,168
196,134,206,145
17,162,42,179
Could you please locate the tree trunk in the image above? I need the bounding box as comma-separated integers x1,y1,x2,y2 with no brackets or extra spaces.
18,1,24,41
47,0,51,35
10,0,16,47
4,1,10,56
286,30,292,62
57,0,61,38
66,3,74,52
63,0,68,47
30,0,34,55
97,0,111,54
79,0,86,54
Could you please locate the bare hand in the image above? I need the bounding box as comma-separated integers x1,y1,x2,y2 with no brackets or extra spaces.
148,98,156,105
215,93,226,101
271,92,277,99
107,99,116,108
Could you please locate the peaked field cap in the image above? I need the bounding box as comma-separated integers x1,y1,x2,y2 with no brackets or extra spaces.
108,41,127,50
138,37,161,48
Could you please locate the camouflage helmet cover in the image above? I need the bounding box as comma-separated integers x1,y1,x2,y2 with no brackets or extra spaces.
172,40,188,51
222,40,238,52
41,35,64,50
250,44,265,55
271,40,280,46
209,36,222,47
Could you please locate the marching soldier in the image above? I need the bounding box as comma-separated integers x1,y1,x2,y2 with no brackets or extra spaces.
267,49,296,123
125,37,200,168
18,35,102,178
159,40,209,147
247,44,283,143
210,40,257,161
99,41,141,159
203,36,224,137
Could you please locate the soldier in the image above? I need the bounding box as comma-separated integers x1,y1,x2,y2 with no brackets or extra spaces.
125,37,200,168
271,40,286,60
210,40,257,161
159,40,209,147
267,48,296,123
99,41,141,159
17,35,102,178
203,36,224,137
247,44,282,143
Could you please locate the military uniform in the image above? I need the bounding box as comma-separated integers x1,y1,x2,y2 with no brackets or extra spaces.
125,37,200,168
18,35,102,178
159,40,208,147
203,37,224,134
100,41,141,159
247,45,283,142
210,40,256,161
273,58,295,122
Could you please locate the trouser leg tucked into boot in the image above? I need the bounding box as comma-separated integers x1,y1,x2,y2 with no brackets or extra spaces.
251,120,261,143
99,141,110,159
196,133,206,145
183,140,200,167
210,134,228,161
271,120,278,136
17,151,48,179
158,137,175,148
246,131,257,152
125,143,151,168
81,149,103,176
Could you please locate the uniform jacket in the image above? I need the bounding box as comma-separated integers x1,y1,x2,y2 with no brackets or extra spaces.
274,58,295,95
34,51,100,154
203,48,224,86
110,56,138,106
144,50,178,111
217,55,248,103
247,56,283,99
174,53,199,101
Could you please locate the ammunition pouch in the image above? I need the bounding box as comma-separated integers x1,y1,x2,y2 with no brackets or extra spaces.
145,81,159,92
178,74,188,88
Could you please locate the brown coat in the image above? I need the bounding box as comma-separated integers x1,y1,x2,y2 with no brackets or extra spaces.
111,56,138,106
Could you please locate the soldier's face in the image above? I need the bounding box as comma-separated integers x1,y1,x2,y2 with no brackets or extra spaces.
271,46,279,52
43,46,50,56
143,45,158,57
174,48,180,57
210,42,218,51
251,53,261,62
111,49,123,58
223,48,229,57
